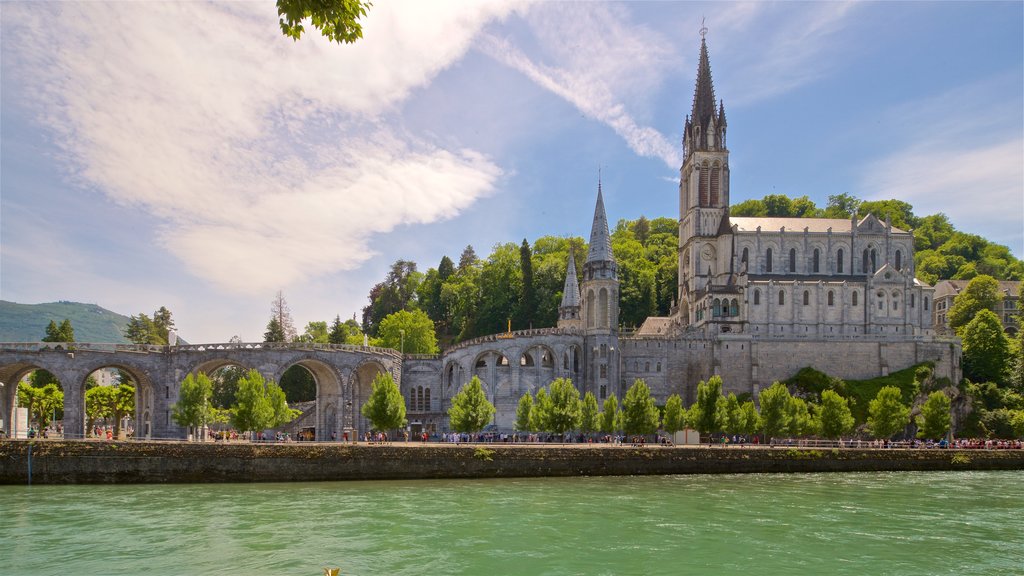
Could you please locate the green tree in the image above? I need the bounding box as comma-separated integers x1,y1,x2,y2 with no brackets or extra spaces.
599,395,619,434
18,382,63,431
786,396,817,437
739,401,760,437
448,376,495,433
722,393,744,435
88,383,134,438
662,394,685,434
270,291,298,342
531,388,551,433
961,309,1010,384
692,376,725,435
824,193,861,219
125,313,163,345
948,275,1001,333
546,378,582,437
515,392,534,432
328,315,364,345
278,0,371,44
42,319,75,342
211,366,244,408
376,309,438,354
279,365,316,402
516,238,538,329
172,373,215,440
818,390,855,439
361,372,407,433
85,386,110,435
152,306,175,343
264,316,286,343
231,370,276,437
867,386,911,440
362,260,422,337
917,391,952,440
621,379,660,435
758,382,791,440
580,391,600,435
296,321,330,344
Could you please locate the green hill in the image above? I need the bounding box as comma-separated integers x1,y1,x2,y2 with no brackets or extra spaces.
0,301,131,343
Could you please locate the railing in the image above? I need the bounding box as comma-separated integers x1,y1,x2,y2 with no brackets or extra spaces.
0,341,402,357
445,327,582,353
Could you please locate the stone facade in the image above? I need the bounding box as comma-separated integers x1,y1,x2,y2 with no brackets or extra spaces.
933,279,1021,336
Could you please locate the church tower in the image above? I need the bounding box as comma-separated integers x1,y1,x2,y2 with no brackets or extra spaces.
581,181,620,400
557,248,582,330
678,31,730,325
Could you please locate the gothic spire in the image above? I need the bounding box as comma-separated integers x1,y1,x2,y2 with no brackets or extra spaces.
586,179,614,265
559,249,581,310
690,36,718,134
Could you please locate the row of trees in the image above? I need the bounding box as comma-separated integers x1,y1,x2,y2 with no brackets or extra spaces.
171,370,298,439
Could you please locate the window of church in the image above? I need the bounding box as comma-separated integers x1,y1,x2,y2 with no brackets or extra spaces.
895,250,902,271
779,291,785,305
600,365,607,379
837,249,844,273
713,298,722,317
863,250,869,274
828,291,834,306
803,291,810,305
657,362,662,372
710,165,720,205
742,247,749,264
600,344,607,358
789,249,797,273
645,362,651,372
425,388,431,411
499,355,509,366
699,162,709,206
753,289,761,305
766,248,773,272
600,385,607,400
813,249,820,273
911,294,915,308
730,299,739,316
871,249,877,273
852,291,859,306
924,297,929,311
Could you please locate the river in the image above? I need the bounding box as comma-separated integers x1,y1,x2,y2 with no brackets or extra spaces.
1,471,1021,575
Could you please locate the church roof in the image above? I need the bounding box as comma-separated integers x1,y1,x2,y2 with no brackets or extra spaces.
560,250,581,309
586,182,614,264
730,217,908,235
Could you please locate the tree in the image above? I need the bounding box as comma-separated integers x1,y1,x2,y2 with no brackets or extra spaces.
279,365,316,402
42,319,74,342
296,321,329,344
125,313,163,345
264,316,286,343
515,392,534,432
18,382,63,431
786,396,817,437
376,309,438,354
362,260,421,336
458,245,478,271
599,395,620,434
85,386,110,435
360,372,407,433
211,366,244,409
580,391,600,435
867,386,910,440
662,394,685,434
329,315,364,345
448,376,495,433
692,376,725,435
917,391,952,440
818,390,855,439
722,393,744,435
758,382,791,440
231,370,275,437
516,239,538,330
961,309,1010,384
531,388,551,432
86,383,134,438
270,291,298,342
546,378,582,436
278,0,371,44
621,379,660,435
153,306,175,343
172,373,214,440
948,275,1001,333
739,401,760,437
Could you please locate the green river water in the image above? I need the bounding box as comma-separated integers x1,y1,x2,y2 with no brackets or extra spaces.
1,471,1021,575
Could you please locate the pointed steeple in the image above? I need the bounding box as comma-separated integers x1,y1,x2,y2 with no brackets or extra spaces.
586,179,614,265
560,249,581,309
683,33,727,156
690,37,717,133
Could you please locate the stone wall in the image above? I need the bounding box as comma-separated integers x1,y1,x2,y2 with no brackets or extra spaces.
1,441,1020,485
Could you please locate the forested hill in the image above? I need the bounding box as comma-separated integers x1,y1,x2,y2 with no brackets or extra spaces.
359,193,1021,348
0,301,131,343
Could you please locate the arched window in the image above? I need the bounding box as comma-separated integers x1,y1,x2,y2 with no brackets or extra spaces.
417,386,424,411
521,353,534,367
870,249,877,273
862,249,869,274
828,291,835,306
598,288,609,328
895,250,902,271
710,164,720,206
645,362,651,372
699,162,709,206
730,299,739,316
713,298,722,317
852,291,859,306
911,294,916,308
766,248,773,272
408,390,415,409
753,289,761,305
837,249,844,273
924,297,929,311
424,388,431,411
742,247,749,265
813,249,820,273
789,248,797,272
803,291,810,305
779,290,785,305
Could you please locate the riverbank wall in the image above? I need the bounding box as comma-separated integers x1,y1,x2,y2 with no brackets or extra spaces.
1,441,1022,484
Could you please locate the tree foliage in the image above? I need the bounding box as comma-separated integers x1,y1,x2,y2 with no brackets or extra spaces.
376,309,438,354
580,391,600,434
917,391,952,440
662,394,685,433
42,319,75,342
18,382,63,430
362,260,421,337
278,0,371,44
961,309,1010,384
948,275,1001,333
867,386,910,440
599,395,620,434
515,392,534,432
329,315,364,345
692,376,725,435
231,369,296,436
546,378,582,436
621,379,660,435
172,373,214,438
360,372,407,432
270,291,298,342
447,375,495,433
758,382,791,439
818,390,855,439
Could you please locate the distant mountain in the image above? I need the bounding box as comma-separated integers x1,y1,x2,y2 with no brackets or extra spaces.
0,301,132,343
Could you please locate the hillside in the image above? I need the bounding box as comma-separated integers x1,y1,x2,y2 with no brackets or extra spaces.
0,301,131,343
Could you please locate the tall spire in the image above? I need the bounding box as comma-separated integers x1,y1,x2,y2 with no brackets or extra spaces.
586,178,613,265
690,36,718,135
559,249,580,311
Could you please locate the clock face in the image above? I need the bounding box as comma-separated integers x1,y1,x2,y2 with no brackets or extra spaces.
700,244,714,261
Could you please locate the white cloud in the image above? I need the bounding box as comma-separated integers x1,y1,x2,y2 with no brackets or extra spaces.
478,3,678,167
3,1,516,293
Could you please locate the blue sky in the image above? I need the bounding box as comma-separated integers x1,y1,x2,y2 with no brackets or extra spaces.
1,1,1021,344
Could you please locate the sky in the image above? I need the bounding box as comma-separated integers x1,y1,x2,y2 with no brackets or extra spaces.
1,1,1021,344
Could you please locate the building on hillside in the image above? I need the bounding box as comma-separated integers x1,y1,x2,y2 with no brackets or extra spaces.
399,33,961,436
933,279,1021,336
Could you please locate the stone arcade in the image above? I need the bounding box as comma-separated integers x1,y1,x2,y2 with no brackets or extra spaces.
0,36,960,440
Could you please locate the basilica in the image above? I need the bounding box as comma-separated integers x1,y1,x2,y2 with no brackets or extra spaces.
399,36,960,435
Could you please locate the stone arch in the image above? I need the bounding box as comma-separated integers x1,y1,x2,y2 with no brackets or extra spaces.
75,361,156,441
279,357,345,441
352,360,388,437
0,359,69,439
